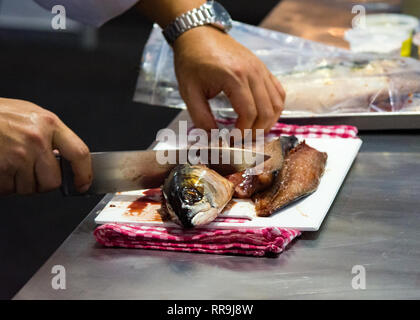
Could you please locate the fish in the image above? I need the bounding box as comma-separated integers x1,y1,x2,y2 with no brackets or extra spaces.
253,141,328,217
162,139,327,227
279,58,420,114
162,163,234,228
227,136,298,198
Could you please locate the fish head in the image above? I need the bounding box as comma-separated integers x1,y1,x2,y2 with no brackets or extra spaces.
162,164,233,228
162,164,230,228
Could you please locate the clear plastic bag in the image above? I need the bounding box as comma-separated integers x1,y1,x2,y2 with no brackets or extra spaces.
133,21,420,116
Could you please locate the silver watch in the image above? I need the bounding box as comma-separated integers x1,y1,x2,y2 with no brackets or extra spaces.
162,1,233,45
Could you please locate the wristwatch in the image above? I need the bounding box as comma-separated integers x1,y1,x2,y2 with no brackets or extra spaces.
162,1,233,45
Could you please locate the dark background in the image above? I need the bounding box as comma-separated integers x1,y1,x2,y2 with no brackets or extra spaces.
0,0,279,300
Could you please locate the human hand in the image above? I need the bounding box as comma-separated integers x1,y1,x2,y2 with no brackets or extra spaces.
0,98,92,195
173,26,286,133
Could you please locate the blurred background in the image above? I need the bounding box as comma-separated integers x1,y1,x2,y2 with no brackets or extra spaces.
0,0,279,299
2,0,418,300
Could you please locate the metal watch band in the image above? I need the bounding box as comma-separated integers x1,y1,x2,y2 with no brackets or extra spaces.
162,2,214,45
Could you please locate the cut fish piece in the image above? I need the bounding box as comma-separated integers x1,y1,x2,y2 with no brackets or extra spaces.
253,141,328,217
227,136,298,198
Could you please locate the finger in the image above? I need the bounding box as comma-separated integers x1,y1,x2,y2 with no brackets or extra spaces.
0,173,15,195
182,83,217,131
224,82,257,133
0,159,16,194
15,165,36,195
249,76,275,134
264,75,284,125
52,121,92,193
270,73,286,103
35,151,62,193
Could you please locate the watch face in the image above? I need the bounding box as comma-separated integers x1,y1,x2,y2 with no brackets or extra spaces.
211,1,233,32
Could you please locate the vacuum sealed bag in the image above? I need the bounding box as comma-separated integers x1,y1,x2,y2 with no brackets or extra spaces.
133,21,420,117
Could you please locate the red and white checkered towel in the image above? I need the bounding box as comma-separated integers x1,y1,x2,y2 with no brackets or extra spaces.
94,224,301,257
94,122,358,257
216,118,359,139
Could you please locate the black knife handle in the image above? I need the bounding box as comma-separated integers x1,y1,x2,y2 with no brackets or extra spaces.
57,155,87,196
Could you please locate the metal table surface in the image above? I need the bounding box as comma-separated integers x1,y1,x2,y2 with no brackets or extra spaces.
14,110,420,300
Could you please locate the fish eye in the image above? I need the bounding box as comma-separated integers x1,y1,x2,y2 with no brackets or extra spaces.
181,187,203,205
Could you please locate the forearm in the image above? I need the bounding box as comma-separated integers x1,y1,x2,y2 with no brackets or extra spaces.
137,0,206,28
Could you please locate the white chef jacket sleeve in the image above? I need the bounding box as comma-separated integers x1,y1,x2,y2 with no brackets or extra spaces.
33,0,139,27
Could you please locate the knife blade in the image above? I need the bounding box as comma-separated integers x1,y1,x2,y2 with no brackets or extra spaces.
59,147,270,196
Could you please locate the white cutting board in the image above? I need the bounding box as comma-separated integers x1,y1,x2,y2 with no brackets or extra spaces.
95,137,362,231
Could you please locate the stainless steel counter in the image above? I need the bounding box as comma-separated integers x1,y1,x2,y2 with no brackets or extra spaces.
14,110,420,300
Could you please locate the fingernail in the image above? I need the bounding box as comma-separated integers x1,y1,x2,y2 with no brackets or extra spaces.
77,183,91,193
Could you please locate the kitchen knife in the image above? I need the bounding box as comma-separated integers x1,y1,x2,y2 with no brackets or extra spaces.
59,147,270,196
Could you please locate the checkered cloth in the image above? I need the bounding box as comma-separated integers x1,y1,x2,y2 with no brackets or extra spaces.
216,118,359,139
94,224,300,257
94,123,358,257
